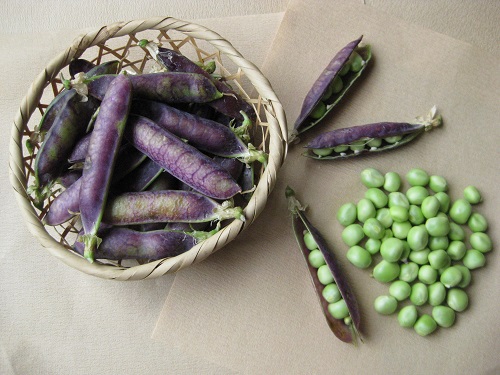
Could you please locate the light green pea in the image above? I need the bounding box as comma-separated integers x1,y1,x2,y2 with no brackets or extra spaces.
406,168,430,186
349,51,364,72
462,249,486,269
448,222,465,241
408,248,430,265
330,76,344,94
312,148,334,157
360,168,385,188
384,172,402,192
365,188,389,209
372,260,400,283
398,305,418,328
328,299,349,319
447,240,466,261
406,186,430,205
455,265,472,288
408,205,425,225
374,295,398,315
447,288,468,312
449,199,472,224
357,198,376,223
468,213,488,232
333,145,349,153
390,206,409,223
376,208,393,229
440,266,463,288
322,283,341,303
341,224,365,246
428,282,446,306
421,196,440,219
380,238,404,262
308,249,326,268
317,265,334,285
367,138,382,148
429,175,448,193
382,228,393,241
428,249,451,270
410,282,429,306
337,202,357,226
425,217,450,237
346,246,372,269
389,280,412,301
363,218,386,240
432,306,456,328
350,140,366,152
309,101,327,119
392,221,412,240
469,232,492,253
434,192,451,213
428,236,449,251
463,185,482,204
384,135,403,144
339,62,351,76
388,192,410,209
303,231,318,250
418,265,438,284
365,238,381,255
399,262,419,283
414,314,437,336
321,84,334,101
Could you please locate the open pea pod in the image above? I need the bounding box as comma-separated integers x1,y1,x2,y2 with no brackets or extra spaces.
286,186,362,345
290,36,371,143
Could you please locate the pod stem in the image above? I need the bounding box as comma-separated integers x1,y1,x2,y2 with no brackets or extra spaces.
231,111,252,142
415,106,443,131
216,201,246,222
81,233,102,263
186,223,221,242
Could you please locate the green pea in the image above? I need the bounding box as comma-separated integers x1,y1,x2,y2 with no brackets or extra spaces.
425,216,450,237
408,248,430,265
463,185,482,204
462,249,486,269
330,76,344,94
440,266,463,288
406,168,430,186
449,199,472,224
468,212,488,232
432,306,456,328
365,188,389,209
357,198,376,223
447,240,466,261
321,84,334,101
428,236,449,251
421,196,440,219
337,202,357,226
428,249,451,270
308,249,326,268
374,295,398,315
448,222,465,241
418,265,438,284
346,246,372,269
372,260,400,283
344,316,352,326
447,288,468,312
365,238,381,255
341,224,364,246
408,205,425,225
363,218,386,240
333,145,349,153
399,262,419,283
406,186,430,205
414,314,437,336
380,238,404,262
309,101,327,119
367,138,382,148
381,228,393,241
317,265,335,285
387,281,410,302
398,305,418,328
376,208,393,229
429,175,448,193
339,63,351,76
469,232,492,253
410,282,429,306
360,168,385,188
392,221,412,239
384,135,403,144
390,206,409,223
428,282,446,306
303,231,318,250
322,283,341,303
455,265,472,288
434,192,451,213
349,140,366,152
312,148,334,157
400,240,411,261
384,172,402,192
388,192,410,209
349,51,364,72
407,225,429,251
328,299,350,319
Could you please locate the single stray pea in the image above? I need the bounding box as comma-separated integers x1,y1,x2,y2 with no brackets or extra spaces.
398,305,418,328
447,288,468,312
374,295,398,315
429,175,448,193
463,185,482,204
365,188,389,209
406,168,430,186
337,202,357,226
432,306,456,328
469,232,492,253
468,213,488,232
346,246,372,269
462,249,486,270
414,314,437,336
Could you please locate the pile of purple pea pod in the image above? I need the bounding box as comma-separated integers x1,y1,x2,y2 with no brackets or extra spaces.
29,42,268,264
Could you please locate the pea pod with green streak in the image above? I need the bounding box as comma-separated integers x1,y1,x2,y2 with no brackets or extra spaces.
303,107,442,160
286,186,362,344
290,36,371,142
80,74,133,263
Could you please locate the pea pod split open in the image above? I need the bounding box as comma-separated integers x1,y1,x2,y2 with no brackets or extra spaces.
290,36,371,143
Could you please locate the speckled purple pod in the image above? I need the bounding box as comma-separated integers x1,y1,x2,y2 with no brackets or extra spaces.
43,178,82,226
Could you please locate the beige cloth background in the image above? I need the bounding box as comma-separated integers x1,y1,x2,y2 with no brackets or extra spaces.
1,0,499,374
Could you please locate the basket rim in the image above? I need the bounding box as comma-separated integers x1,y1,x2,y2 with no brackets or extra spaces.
9,16,288,281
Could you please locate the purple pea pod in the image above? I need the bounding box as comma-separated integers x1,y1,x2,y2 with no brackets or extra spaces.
124,115,241,200
58,170,82,188
290,36,372,143
68,132,92,164
69,59,95,78
114,158,164,193
213,156,244,181
103,190,245,225
86,72,223,103
80,74,132,263
131,99,266,164
286,186,362,345
304,107,442,160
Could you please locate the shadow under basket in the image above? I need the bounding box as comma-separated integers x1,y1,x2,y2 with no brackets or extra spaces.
9,17,287,280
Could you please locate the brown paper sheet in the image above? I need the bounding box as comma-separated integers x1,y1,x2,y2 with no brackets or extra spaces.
153,1,500,373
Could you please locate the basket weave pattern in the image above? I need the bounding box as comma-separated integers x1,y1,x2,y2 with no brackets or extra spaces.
9,17,287,280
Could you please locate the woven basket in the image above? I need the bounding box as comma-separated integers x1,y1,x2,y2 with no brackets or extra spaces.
9,17,287,280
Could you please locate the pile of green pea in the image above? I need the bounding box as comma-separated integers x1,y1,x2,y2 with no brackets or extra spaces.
336,167,492,336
